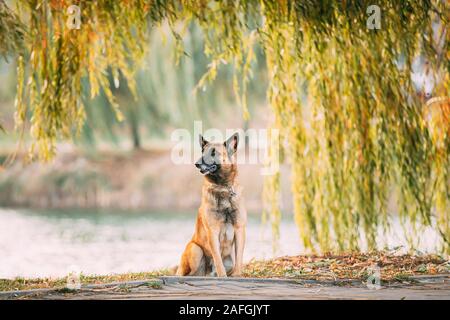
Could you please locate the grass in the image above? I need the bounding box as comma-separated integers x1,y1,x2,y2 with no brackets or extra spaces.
0,270,171,292
145,280,164,289
1,251,449,292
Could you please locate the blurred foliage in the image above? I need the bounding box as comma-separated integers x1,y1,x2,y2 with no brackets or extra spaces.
0,0,448,254
0,0,25,59
0,0,25,132
78,23,266,149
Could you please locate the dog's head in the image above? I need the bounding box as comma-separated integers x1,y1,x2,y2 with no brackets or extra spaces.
195,133,239,179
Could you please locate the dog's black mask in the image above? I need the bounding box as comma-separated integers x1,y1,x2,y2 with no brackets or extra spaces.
195,153,219,175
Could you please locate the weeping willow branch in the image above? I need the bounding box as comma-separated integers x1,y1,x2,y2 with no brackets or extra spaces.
0,0,448,253
0,0,26,59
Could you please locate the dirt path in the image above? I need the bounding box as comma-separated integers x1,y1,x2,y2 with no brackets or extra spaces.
2,275,449,300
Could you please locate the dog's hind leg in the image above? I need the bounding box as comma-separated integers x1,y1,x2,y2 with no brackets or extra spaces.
176,242,206,276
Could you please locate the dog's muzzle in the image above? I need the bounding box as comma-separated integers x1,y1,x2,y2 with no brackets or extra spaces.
195,160,218,175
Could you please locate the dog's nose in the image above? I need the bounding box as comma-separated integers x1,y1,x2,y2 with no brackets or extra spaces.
195,160,202,168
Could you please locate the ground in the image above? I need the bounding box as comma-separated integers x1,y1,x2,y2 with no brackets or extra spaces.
243,251,450,282
1,251,449,299
1,275,449,300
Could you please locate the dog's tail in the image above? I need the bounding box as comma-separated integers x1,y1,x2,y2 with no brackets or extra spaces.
168,265,178,275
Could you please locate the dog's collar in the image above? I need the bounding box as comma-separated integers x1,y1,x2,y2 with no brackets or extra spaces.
206,184,238,197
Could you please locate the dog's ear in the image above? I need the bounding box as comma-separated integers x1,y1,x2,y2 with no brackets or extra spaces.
199,134,209,150
224,132,239,156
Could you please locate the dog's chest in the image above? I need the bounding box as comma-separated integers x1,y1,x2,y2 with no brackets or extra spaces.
215,196,238,224
220,223,235,243
219,223,235,256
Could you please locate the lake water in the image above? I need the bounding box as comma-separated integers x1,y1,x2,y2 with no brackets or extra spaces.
0,208,441,279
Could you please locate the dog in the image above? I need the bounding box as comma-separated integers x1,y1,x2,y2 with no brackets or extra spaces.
176,132,247,277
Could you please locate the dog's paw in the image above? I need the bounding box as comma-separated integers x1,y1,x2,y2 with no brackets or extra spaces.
230,271,242,277
216,270,228,277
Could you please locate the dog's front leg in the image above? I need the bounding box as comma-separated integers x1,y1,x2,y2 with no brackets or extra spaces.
207,227,227,277
231,225,245,276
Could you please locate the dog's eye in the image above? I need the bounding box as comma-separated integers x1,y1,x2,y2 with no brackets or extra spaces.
211,149,216,157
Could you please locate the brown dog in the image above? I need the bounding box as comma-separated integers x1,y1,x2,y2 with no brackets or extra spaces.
176,133,247,277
